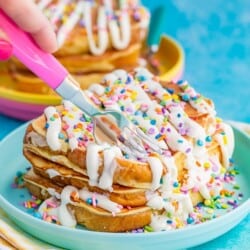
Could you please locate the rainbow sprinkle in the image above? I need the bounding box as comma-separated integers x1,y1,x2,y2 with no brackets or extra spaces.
15,163,244,233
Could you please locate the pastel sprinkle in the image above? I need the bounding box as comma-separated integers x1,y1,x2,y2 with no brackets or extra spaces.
181,94,190,101
186,217,195,224
233,184,240,190
197,139,204,146
205,136,212,142
221,203,229,209
150,119,156,125
173,182,179,188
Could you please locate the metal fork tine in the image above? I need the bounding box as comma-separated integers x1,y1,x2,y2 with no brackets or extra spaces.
121,128,146,153
91,110,166,157
134,127,165,154
118,142,147,159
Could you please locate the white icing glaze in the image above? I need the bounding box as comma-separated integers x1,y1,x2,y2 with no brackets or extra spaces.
135,67,154,79
86,143,103,186
150,214,173,231
39,186,77,227
46,168,60,178
83,2,109,55
146,193,165,210
58,202,76,227
170,193,193,220
47,188,61,199
39,184,122,226
147,192,194,231
38,185,122,227
214,122,234,169
86,143,123,191
88,83,105,96
177,80,216,116
98,146,122,191
38,0,148,55
44,106,62,151
160,155,178,190
147,156,163,191
113,69,129,82
90,69,235,203
49,0,71,25
105,0,131,50
103,72,119,84
61,100,95,151
79,189,121,213
58,186,77,227
214,132,230,168
57,1,84,47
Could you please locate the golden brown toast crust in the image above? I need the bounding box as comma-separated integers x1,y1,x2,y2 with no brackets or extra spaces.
24,150,149,207
24,170,152,232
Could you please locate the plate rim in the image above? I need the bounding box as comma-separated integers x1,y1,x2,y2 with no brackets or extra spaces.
0,34,184,105
0,122,249,249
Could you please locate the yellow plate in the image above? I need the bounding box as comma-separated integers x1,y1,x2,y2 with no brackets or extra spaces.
0,35,184,120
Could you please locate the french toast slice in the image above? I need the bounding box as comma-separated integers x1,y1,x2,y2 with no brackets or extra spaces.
24,169,152,232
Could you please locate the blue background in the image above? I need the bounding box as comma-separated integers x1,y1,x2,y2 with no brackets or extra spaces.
144,0,250,123
0,0,249,249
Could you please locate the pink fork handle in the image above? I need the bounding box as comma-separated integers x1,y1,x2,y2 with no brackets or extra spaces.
0,9,68,89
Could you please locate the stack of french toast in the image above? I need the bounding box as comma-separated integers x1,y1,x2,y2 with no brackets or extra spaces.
22,68,234,232
7,0,150,94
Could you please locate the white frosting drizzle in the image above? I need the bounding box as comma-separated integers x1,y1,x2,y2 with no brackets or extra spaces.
86,143,103,186
49,0,71,25
160,155,178,190
57,1,84,47
150,214,173,231
105,0,131,50
88,83,105,96
47,187,61,199
98,146,122,191
79,189,121,213
83,2,109,55
103,72,120,84
164,123,192,153
170,193,194,219
38,185,122,228
62,100,85,150
37,0,148,55
38,193,76,228
44,106,62,151
146,192,194,225
46,168,60,178
86,143,122,191
147,156,163,191
58,186,77,227
177,80,216,116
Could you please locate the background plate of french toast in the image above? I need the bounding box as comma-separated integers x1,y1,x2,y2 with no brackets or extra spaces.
0,0,184,121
